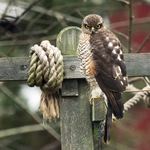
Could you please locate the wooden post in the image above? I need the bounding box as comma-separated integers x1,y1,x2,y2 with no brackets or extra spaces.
92,97,107,122
1,27,150,149
56,27,94,150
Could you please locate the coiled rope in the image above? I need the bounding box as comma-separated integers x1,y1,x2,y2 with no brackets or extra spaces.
123,86,150,112
27,40,63,120
112,86,150,121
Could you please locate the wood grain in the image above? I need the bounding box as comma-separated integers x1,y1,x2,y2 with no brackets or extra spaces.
0,53,150,81
56,26,81,55
57,26,93,150
60,79,94,150
92,97,107,122
61,79,78,96
124,53,150,77
0,57,30,81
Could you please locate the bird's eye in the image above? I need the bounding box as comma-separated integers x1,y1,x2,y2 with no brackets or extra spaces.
97,24,101,29
85,25,89,29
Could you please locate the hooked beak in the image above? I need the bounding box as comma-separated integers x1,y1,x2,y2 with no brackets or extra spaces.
91,27,95,34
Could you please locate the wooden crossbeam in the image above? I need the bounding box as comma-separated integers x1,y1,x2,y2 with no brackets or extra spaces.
0,53,150,81
0,26,150,150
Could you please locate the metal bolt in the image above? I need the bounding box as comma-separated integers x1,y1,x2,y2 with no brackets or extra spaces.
70,65,76,71
20,65,27,70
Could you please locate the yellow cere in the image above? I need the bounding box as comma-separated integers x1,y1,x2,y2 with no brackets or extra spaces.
91,27,95,30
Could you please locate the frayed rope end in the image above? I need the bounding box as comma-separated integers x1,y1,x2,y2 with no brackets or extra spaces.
38,92,60,121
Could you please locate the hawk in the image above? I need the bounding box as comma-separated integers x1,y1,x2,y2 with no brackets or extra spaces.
77,14,128,144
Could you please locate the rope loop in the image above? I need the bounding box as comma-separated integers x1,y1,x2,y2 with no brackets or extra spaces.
27,40,63,120
27,40,63,94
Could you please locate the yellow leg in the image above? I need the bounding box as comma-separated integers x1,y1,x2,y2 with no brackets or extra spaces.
96,95,103,98
89,97,94,105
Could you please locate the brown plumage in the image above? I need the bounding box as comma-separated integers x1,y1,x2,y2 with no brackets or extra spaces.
77,14,128,144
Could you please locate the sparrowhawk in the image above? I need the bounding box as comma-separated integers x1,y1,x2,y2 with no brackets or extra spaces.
77,14,128,144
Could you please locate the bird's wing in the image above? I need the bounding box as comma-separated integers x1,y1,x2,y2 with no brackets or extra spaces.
89,30,128,118
90,30,128,92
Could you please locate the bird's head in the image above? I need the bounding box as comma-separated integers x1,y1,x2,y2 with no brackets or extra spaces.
82,14,104,34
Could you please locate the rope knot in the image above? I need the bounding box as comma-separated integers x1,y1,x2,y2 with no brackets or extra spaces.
27,40,63,120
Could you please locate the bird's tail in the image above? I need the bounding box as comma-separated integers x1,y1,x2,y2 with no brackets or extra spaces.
104,103,113,144
111,91,124,119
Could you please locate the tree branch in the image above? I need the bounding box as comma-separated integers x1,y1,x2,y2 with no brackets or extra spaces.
0,124,44,138
0,0,11,23
19,2,82,24
0,34,57,46
116,0,129,4
113,29,129,40
137,33,150,53
128,0,133,53
15,0,43,24
110,16,150,29
0,84,60,140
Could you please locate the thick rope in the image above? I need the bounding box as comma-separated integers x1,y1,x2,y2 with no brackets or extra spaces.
112,86,150,121
27,40,63,120
123,86,150,112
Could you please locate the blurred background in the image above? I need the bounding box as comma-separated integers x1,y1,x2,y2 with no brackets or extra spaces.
0,0,150,149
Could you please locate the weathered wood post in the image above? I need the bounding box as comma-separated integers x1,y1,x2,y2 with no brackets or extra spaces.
1,26,150,149
56,27,94,150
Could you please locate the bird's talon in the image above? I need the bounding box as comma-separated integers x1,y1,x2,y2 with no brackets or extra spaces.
89,95,103,105
89,97,94,105
96,95,103,98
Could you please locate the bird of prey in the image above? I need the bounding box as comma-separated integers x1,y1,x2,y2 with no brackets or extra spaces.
77,14,128,144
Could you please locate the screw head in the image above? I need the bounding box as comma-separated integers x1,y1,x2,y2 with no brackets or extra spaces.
20,65,27,70
70,65,76,71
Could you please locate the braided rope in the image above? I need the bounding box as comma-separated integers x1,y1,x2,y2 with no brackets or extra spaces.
124,86,150,112
27,40,63,120
112,85,150,121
